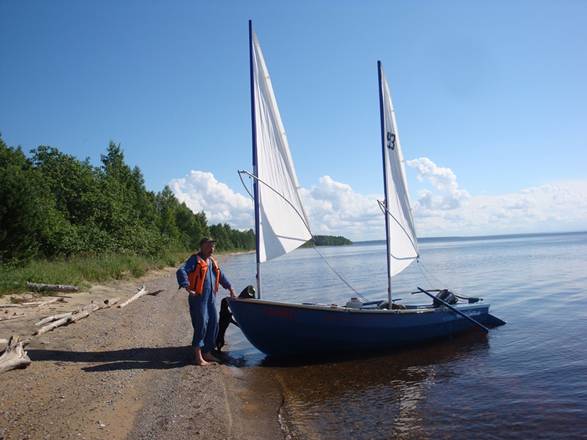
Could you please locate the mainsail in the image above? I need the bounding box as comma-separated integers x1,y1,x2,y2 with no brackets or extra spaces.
378,62,419,278
250,28,312,263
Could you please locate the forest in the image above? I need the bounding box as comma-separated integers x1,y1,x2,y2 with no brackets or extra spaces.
304,235,353,247
0,137,254,266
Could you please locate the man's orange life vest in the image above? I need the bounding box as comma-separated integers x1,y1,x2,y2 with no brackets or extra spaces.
188,255,221,295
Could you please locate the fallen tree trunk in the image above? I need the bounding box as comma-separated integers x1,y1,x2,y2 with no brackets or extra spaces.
35,312,74,327
2,298,66,308
0,336,31,374
35,315,72,336
32,297,115,337
21,298,66,307
26,282,79,293
101,297,120,309
117,286,147,309
0,314,26,322
70,303,100,323
29,297,119,328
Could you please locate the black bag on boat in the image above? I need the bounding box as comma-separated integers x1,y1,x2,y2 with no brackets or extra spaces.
239,285,255,299
433,289,458,307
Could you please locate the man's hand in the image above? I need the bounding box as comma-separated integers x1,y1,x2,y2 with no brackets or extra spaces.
228,287,236,298
185,287,196,296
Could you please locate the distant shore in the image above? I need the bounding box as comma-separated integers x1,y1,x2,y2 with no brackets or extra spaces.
355,229,587,245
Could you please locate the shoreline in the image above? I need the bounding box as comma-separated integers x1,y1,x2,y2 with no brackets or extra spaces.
0,264,284,439
0,247,256,297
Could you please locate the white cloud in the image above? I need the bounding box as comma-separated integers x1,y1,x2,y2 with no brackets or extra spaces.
406,157,470,211
169,168,587,240
169,171,253,229
300,176,384,240
429,180,587,236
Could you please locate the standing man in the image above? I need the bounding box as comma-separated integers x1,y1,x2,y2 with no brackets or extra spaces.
177,237,235,366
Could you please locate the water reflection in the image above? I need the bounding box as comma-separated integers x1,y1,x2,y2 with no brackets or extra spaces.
263,333,489,439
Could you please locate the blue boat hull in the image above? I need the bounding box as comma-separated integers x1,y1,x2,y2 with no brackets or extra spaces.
227,298,498,357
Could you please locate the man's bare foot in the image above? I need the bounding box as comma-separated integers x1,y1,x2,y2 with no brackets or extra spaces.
194,347,213,366
202,352,220,363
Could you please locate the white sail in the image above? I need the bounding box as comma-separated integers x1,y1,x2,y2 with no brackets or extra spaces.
251,32,312,262
379,64,419,277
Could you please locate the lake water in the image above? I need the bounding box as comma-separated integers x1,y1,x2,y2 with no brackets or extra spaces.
222,232,587,439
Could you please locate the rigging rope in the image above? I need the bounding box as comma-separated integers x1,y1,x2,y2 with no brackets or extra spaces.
238,170,367,301
310,245,368,302
416,259,478,300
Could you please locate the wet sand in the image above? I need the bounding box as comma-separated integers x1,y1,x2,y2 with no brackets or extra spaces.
0,266,284,440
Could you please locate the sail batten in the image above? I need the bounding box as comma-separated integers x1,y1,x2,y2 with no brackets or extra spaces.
251,30,312,263
379,63,419,278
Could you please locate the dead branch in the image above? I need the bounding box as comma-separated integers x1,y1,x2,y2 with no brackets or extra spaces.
21,298,66,307
26,282,79,293
0,314,26,322
101,297,120,309
35,312,74,327
0,336,31,374
35,315,72,336
2,298,66,308
70,303,100,323
117,285,147,308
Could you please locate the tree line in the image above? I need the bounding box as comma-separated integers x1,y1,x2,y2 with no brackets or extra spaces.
0,137,254,264
303,235,353,247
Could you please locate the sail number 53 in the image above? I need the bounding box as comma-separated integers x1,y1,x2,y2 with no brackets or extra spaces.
386,131,396,150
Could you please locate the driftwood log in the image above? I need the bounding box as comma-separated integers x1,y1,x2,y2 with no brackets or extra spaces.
102,297,120,308
1,298,65,308
26,282,79,293
0,336,31,373
34,298,119,327
70,303,100,323
4,286,151,374
35,312,74,327
33,302,102,336
24,298,65,307
35,315,73,336
117,286,147,308
0,314,26,322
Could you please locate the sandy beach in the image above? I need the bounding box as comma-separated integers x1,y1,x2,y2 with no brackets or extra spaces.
0,265,284,440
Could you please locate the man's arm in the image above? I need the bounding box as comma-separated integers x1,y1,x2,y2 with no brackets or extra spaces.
219,271,235,297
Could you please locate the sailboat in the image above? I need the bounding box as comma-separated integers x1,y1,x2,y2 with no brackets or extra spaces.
227,22,505,357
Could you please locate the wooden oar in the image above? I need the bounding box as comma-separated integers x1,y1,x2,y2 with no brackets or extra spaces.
417,287,489,333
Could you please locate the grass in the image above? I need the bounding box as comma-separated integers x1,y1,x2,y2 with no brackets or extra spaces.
0,250,189,296
0,248,253,296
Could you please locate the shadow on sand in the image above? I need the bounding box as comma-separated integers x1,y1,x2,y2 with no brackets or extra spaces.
28,345,194,372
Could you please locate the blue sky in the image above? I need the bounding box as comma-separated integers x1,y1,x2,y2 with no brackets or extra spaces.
2,1,586,238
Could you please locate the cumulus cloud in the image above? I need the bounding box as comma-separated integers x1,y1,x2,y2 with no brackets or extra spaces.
169,168,587,240
300,176,383,239
406,157,470,211
169,171,253,229
410,180,587,236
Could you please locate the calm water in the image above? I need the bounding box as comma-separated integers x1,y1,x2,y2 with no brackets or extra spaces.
222,232,587,439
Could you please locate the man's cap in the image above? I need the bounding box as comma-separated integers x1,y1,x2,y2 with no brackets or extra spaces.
199,237,217,246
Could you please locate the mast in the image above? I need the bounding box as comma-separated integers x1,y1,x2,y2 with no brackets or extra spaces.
249,20,262,299
378,61,392,305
